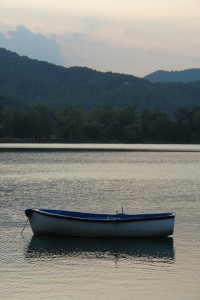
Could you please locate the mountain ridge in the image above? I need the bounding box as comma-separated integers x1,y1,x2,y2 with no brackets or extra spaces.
1,48,200,113
144,69,200,83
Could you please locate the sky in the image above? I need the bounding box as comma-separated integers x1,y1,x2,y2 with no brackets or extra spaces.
0,0,200,77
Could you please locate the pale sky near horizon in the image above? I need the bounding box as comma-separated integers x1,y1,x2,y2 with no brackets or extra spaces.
0,0,200,77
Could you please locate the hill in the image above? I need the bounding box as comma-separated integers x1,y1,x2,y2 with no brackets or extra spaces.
0,48,148,109
1,48,200,113
144,69,200,83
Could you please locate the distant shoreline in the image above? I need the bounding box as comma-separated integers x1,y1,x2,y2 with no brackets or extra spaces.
0,143,200,152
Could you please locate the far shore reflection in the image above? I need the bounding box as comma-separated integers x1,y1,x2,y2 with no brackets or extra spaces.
1,143,200,152
25,235,175,263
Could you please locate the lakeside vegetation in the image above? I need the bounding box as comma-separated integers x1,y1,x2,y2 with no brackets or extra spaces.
1,48,200,144
1,103,200,143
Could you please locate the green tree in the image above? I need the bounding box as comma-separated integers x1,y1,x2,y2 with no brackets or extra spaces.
174,107,192,141
11,110,29,138
140,109,171,141
26,104,56,140
0,105,6,138
58,106,84,141
117,105,139,142
83,122,106,142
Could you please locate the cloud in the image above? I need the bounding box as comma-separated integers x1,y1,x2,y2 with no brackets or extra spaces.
124,27,142,36
60,31,111,66
0,32,9,48
82,16,110,33
59,28,200,77
0,20,199,77
0,25,63,65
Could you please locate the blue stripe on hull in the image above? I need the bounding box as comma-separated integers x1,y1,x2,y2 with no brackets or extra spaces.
25,208,175,223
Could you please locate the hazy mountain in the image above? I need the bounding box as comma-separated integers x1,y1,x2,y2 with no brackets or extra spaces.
1,48,200,113
144,69,200,83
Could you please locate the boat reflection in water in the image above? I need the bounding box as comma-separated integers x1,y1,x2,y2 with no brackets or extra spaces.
26,235,175,264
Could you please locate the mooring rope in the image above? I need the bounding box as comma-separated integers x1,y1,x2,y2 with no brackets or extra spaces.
21,218,29,235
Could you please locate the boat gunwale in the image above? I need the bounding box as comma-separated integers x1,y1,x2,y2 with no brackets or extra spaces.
28,209,175,223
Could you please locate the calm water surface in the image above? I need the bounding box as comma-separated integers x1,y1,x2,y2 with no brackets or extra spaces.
0,144,200,299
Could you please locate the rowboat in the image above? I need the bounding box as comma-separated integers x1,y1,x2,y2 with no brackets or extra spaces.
25,208,175,238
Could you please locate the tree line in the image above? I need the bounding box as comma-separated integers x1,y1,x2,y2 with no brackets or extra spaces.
0,103,200,143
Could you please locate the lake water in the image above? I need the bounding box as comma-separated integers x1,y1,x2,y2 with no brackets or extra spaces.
0,144,200,300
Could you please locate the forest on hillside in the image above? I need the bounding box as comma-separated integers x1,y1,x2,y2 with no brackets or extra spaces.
1,48,200,114
1,48,200,144
1,102,200,143
144,69,200,83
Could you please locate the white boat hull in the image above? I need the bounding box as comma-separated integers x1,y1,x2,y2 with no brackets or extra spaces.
26,209,175,238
